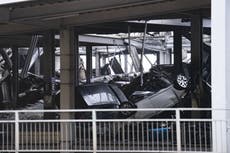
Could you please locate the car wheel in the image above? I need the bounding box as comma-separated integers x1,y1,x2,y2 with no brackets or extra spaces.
175,74,189,90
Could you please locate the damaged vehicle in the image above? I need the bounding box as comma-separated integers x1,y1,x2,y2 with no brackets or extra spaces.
119,64,190,118
73,64,190,119
74,83,129,119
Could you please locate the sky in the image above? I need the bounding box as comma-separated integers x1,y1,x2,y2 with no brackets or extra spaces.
0,0,30,5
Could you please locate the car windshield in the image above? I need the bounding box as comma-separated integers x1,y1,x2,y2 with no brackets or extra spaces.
79,85,120,106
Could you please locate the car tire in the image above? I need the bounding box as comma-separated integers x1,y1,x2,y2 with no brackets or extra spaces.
174,74,189,90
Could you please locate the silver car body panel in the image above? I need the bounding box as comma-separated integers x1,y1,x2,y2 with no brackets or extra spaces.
133,85,185,118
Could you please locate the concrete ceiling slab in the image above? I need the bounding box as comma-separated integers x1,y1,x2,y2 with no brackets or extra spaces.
0,0,210,35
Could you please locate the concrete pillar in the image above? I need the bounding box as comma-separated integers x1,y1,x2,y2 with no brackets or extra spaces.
95,51,101,77
60,28,76,110
11,47,18,109
60,28,77,151
212,0,230,152
226,0,230,120
41,31,56,110
86,46,92,83
191,14,203,107
173,30,182,73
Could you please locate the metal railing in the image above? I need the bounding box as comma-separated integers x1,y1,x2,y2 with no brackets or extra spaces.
0,108,229,153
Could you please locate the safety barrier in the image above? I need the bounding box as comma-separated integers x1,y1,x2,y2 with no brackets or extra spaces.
0,108,229,153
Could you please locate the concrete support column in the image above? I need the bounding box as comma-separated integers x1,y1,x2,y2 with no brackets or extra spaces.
12,47,18,109
60,28,77,151
86,45,92,83
226,0,230,120
212,0,230,152
41,31,56,110
226,2,230,152
191,14,203,107
173,30,182,73
60,28,76,110
95,51,101,77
